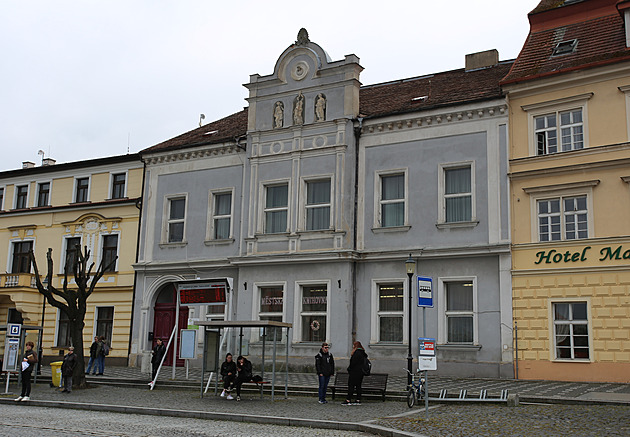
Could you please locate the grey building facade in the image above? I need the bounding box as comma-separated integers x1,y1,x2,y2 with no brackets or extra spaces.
131,30,514,378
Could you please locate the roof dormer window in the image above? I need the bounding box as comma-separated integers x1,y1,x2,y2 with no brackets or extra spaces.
552,39,578,56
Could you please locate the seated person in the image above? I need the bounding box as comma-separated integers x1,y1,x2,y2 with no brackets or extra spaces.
234,355,252,401
220,353,237,399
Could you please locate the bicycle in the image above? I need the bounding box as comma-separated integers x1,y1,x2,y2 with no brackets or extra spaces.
405,369,426,408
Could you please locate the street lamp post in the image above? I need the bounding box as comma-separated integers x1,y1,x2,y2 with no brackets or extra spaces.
37,277,48,375
405,254,415,386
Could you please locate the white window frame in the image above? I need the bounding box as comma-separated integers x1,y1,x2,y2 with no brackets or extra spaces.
93,305,115,341
36,179,52,207
59,235,82,275
522,93,592,156
109,171,128,199
73,175,91,203
162,194,188,244
99,232,120,272
207,188,234,241
8,238,35,274
14,184,30,209
524,181,597,242
437,161,476,225
293,280,331,344
260,179,291,235
437,276,478,345
300,175,333,231
370,279,408,345
374,169,408,229
549,298,592,362
251,282,287,343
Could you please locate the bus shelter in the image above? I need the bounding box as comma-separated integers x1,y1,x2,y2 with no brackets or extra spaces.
198,320,292,401
1,324,43,393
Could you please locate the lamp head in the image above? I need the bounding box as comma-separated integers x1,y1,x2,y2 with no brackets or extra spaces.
405,253,415,275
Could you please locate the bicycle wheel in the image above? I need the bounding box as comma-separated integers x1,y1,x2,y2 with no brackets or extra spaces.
406,387,416,408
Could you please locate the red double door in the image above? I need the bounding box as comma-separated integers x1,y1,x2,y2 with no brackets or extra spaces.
153,302,189,367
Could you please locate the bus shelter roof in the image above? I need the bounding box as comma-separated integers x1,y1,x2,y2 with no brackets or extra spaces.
197,320,292,329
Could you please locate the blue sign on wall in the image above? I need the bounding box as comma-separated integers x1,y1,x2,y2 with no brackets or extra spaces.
417,276,433,307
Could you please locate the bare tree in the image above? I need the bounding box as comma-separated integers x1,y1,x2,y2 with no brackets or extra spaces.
30,246,116,389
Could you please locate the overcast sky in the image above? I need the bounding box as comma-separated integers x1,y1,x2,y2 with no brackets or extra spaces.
0,1,541,172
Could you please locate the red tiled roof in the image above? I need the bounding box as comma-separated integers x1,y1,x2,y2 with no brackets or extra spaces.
143,62,513,154
502,1,630,84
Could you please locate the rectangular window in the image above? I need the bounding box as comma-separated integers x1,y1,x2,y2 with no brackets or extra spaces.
101,235,118,272
538,195,588,241
16,185,28,209
11,241,33,274
213,192,232,239
380,174,405,227
167,197,186,243
257,285,283,340
111,173,126,199
553,302,589,360
445,282,474,343
535,109,583,155
0,187,4,210
57,310,71,347
444,167,472,222
301,284,327,342
306,179,331,230
95,307,114,342
37,182,50,207
75,177,89,203
377,283,404,343
7,308,24,324
64,237,81,274
265,184,288,234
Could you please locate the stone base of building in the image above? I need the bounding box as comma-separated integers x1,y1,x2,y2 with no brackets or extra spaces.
517,360,630,383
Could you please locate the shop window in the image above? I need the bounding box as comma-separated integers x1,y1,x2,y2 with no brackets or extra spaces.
300,284,328,342
377,283,404,343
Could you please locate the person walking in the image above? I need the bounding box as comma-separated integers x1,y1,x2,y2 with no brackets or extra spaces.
220,353,237,399
315,342,334,404
234,355,252,401
15,341,37,401
342,341,368,406
85,336,99,375
151,338,167,381
61,346,77,393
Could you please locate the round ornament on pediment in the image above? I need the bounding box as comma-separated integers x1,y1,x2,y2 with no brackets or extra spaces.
291,61,309,81
271,142,283,154
314,135,327,148
85,220,99,231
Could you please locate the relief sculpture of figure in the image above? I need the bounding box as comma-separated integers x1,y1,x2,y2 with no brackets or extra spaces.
273,101,284,128
293,92,305,125
315,93,326,122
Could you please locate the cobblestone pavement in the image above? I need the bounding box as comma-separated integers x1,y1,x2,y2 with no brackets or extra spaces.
376,403,630,437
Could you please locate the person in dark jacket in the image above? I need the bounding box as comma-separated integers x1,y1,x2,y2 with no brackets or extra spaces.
61,346,77,393
220,353,237,399
315,342,335,404
343,341,368,405
151,338,167,381
15,341,37,401
234,355,252,401
85,336,99,375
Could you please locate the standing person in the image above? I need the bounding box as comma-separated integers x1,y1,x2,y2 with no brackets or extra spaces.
343,341,368,406
220,353,237,399
315,342,334,404
151,338,166,381
234,355,252,401
97,336,108,375
15,341,37,401
61,346,77,393
85,336,99,375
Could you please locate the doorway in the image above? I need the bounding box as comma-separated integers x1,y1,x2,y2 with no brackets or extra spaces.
153,284,189,367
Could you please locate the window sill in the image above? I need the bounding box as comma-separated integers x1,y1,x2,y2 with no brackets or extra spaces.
292,343,325,349
204,238,235,246
551,358,591,363
435,221,479,230
437,343,482,351
371,225,411,234
159,241,188,248
369,343,407,349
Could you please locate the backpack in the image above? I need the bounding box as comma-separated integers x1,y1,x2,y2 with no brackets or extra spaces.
103,343,110,356
362,355,371,376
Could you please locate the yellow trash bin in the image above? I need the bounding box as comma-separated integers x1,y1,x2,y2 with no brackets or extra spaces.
50,361,63,387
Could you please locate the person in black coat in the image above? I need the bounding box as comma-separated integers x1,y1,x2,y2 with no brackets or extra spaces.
315,342,335,404
85,336,99,375
220,353,237,399
234,355,252,401
151,338,167,381
15,341,37,401
343,341,368,405
61,346,77,393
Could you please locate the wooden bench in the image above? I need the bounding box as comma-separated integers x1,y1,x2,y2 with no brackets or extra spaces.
330,373,388,401
218,378,270,397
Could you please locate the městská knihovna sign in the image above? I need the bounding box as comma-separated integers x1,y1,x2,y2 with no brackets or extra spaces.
534,245,630,265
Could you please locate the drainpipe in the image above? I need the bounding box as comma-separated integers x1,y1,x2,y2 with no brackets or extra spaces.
351,118,363,343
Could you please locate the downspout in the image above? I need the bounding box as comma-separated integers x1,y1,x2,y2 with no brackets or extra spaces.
128,156,146,365
351,117,363,343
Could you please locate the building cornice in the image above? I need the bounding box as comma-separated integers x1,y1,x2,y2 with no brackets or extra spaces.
143,142,243,166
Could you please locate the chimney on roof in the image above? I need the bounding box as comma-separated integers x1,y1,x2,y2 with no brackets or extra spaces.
465,49,499,71
22,161,35,169
42,158,56,166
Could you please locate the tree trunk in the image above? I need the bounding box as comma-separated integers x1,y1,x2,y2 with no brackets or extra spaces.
70,320,87,388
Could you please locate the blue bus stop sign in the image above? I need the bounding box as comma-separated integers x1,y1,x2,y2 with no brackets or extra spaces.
417,276,433,307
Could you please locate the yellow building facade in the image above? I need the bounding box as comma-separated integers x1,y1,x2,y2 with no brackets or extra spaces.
0,154,143,365
503,0,630,382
